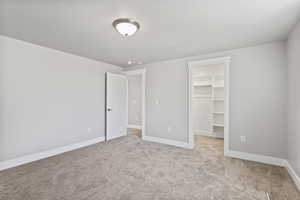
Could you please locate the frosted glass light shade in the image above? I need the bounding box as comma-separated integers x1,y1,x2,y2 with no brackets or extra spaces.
113,18,140,37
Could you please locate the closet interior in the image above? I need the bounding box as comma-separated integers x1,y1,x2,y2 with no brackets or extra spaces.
192,63,225,138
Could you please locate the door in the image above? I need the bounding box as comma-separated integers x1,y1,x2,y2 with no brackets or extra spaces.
105,72,128,141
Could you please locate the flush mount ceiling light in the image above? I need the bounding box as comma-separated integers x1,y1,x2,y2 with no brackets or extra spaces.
113,18,140,37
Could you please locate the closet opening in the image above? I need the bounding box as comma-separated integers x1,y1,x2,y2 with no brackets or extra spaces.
188,57,230,154
126,69,146,139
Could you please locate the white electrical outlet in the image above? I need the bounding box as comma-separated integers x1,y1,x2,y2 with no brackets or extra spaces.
87,128,91,132
155,99,159,105
167,126,172,133
240,136,247,143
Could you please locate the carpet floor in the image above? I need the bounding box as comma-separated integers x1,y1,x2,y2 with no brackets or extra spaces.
0,135,299,200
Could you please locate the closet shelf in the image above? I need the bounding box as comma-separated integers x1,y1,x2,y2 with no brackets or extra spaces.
213,112,224,114
213,124,224,127
213,85,224,88
193,84,212,87
193,83,224,88
193,95,211,98
213,99,224,101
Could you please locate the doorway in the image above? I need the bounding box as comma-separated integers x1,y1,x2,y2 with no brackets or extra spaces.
126,69,146,139
188,57,230,154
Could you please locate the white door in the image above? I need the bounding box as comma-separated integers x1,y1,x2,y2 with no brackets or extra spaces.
106,72,127,141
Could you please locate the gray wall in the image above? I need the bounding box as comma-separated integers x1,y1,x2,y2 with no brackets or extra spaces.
127,41,287,158
287,21,300,176
128,75,142,126
0,36,121,161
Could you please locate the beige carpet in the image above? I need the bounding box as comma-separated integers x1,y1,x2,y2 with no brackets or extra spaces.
0,135,299,200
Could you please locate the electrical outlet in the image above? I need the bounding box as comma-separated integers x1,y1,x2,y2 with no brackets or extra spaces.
87,128,91,132
240,136,247,143
155,99,159,105
167,126,172,133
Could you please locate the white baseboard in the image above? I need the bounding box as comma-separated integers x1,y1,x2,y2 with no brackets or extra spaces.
107,133,126,141
284,160,300,191
225,150,286,166
0,136,105,171
225,150,300,192
143,136,192,149
1,134,299,192
127,124,142,129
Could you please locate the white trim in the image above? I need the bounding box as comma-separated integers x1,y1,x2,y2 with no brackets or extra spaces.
126,78,129,135
127,124,142,129
142,69,146,139
188,56,231,152
225,150,286,166
125,68,146,139
188,64,194,148
225,150,300,192
284,161,300,191
224,57,230,153
0,137,105,171
143,136,193,149
106,71,127,79
106,133,127,141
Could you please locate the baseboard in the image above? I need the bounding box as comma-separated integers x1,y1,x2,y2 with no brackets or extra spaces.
1,135,299,192
143,136,192,149
107,133,126,141
127,124,142,129
225,150,300,192
0,136,105,171
224,150,286,167
284,160,300,191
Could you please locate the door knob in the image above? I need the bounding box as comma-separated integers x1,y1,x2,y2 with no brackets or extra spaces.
107,108,112,112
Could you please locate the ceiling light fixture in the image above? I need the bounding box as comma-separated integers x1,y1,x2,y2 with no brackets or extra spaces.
113,18,140,37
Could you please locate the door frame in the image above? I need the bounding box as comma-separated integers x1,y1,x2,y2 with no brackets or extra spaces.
188,56,231,154
125,68,146,139
105,72,128,141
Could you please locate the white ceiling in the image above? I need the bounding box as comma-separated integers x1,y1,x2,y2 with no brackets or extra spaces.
1,0,300,67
